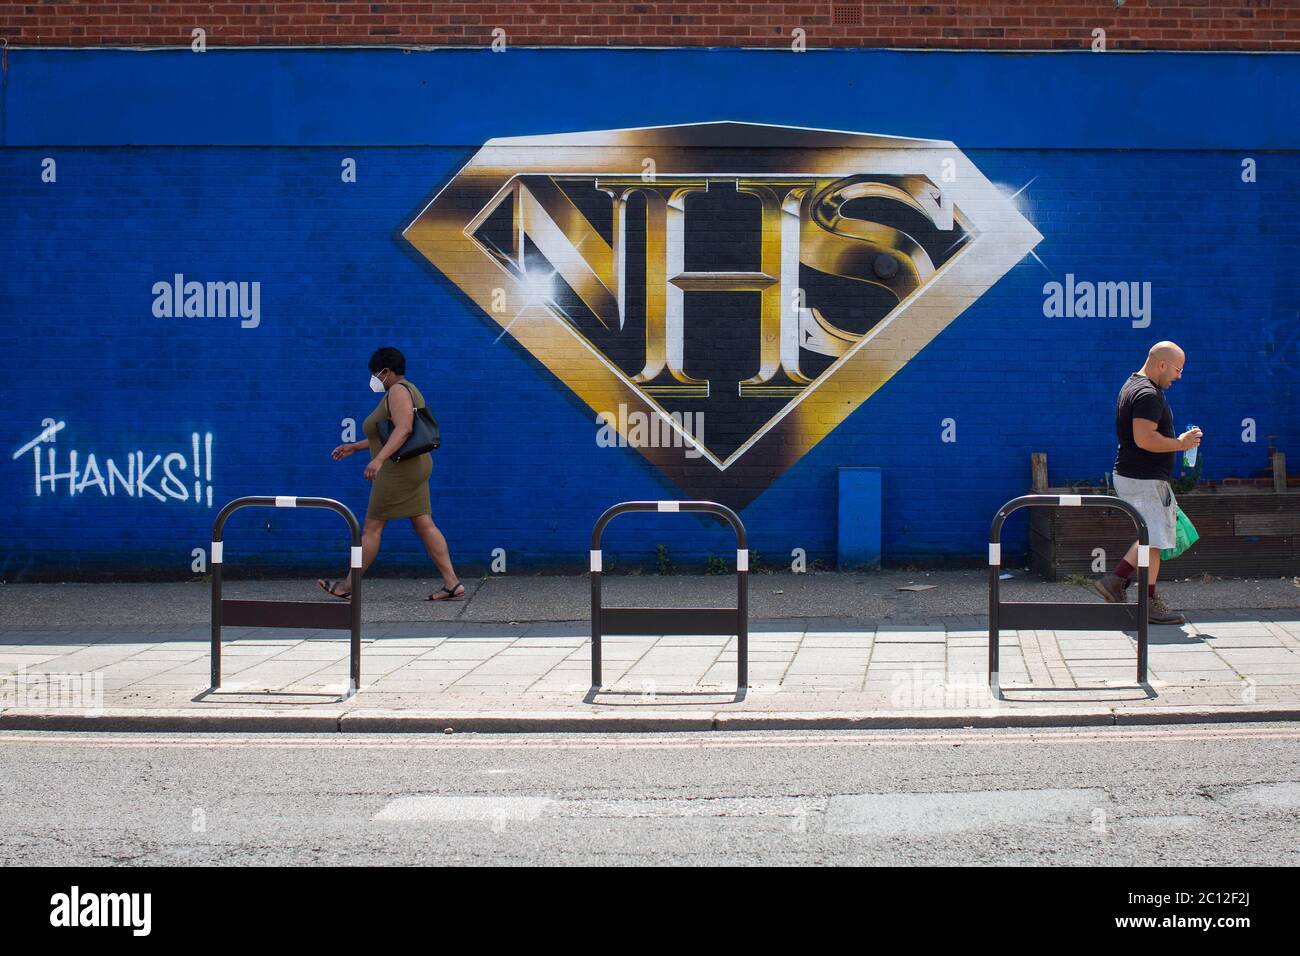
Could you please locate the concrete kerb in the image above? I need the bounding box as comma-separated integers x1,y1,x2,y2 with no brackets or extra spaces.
0,708,346,733
2,705,1298,733
339,709,719,733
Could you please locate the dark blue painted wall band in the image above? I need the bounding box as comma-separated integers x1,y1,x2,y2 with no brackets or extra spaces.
4,48,1299,149
1,49,1297,578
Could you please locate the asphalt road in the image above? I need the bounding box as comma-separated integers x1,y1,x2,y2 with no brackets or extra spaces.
1,724,1297,866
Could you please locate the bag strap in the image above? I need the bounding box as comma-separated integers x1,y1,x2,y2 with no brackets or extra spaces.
384,380,423,419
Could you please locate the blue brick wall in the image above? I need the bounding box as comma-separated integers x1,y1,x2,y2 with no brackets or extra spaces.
2,49,1297,580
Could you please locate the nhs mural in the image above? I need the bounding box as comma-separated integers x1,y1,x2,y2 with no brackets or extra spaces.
402,121,1042,509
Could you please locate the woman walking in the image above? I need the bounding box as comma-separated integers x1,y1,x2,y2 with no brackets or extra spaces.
317,346,464,602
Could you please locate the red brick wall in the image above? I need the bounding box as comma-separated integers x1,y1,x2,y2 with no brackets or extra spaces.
1,1,1297,51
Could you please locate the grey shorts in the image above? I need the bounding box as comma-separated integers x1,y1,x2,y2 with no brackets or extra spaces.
1113,473,1178,551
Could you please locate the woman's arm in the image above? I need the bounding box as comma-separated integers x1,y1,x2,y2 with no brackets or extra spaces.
332,438,370,460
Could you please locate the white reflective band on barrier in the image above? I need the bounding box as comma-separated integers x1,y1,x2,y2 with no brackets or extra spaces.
211,541,223,564
1138,545,1150,568
658,501,680,512
351,546,362,569
1059,495,1082,507
275,496,297,508
590,550,602,573
988,543,1001,565
737,549,749,572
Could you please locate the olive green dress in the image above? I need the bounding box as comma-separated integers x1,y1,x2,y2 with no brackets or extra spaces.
362,380,433,520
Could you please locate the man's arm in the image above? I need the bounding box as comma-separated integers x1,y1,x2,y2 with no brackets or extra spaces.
1133,418,1201,453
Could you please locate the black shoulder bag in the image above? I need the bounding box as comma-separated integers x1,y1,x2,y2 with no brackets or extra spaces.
377,383,440,461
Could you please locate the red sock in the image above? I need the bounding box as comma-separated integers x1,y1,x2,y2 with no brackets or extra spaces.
1148,585,1156,598
1114,559,1135,580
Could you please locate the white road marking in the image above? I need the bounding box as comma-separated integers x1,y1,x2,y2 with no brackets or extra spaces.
824,787,1107,836
1218,781,1300,808
374,796,551,822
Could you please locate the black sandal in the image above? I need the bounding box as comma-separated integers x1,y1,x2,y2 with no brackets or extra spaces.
317,579,351,601
428,581,465,602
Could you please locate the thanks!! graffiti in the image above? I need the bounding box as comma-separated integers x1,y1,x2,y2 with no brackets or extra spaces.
11,422,215,506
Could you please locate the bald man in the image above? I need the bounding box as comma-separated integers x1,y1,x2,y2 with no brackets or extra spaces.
1093,342,1202,624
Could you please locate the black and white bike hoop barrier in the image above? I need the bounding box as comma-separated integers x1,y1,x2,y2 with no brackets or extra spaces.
989,493,1151,699
210,496,363,697
590,500,749,691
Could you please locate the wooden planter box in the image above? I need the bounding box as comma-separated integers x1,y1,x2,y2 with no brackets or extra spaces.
1028,452,1300,581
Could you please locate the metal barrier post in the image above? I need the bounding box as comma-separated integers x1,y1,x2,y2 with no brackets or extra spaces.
989,494,1150,697
211,496,363,694
590,501,749,690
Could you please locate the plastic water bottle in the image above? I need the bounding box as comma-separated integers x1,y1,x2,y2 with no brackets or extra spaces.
1184,424,1198,468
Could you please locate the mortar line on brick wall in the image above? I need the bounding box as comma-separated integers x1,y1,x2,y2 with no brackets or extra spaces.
8,45,1288,56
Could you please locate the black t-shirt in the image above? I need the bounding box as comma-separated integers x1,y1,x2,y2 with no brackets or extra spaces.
1114,372,1175,480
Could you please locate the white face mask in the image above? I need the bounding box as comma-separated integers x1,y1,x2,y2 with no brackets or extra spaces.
369,374,385,393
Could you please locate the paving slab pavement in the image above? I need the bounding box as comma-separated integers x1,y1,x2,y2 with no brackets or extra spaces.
2,571,1297,730
2,606,1298,731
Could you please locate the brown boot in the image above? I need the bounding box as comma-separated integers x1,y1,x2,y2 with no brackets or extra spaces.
1147,592,1186,626
1092,572,1128,604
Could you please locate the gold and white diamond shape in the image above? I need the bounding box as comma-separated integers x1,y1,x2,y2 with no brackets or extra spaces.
401,121,1041,509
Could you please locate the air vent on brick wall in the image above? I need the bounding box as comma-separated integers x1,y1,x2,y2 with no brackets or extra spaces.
832,4,863,26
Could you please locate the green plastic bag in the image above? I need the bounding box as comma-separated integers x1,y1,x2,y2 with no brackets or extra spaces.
1160,507,1200,561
